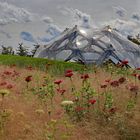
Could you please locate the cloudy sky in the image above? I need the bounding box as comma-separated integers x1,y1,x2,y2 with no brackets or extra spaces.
0,0,140,49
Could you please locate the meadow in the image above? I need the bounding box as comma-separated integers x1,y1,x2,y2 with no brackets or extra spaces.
0,55,140,140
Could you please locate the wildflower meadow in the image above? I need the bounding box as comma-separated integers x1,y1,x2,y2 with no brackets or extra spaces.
0,56,140,140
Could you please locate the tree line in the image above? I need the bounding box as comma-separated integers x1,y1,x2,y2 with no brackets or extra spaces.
0,43,39,57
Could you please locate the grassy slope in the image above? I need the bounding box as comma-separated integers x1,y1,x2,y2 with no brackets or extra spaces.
0,55,140,140
0,55,84,75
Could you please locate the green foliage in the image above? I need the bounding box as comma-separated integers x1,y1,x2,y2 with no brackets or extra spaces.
127,99,136,111
104,92,113,109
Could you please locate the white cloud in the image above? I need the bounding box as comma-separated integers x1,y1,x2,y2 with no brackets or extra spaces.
102,18,139,36
0,2,35,25
42,16,54,24
60,7,92,28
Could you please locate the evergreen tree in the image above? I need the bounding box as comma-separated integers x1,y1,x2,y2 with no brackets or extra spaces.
1,45,14,55
16,43,28,56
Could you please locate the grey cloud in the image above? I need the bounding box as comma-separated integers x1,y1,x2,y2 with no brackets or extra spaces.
0,30,11,38
60,7,92,28
42,16,54,24
113,6,127,17
0,2,35,25
132,13,140,21
102,19,138,36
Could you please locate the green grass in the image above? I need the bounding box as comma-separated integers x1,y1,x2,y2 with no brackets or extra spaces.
0,55,85,75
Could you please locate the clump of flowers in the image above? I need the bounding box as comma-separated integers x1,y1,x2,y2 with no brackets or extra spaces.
0,82,7,86
101,84,107,89
3,71,12,76
110,80,119,87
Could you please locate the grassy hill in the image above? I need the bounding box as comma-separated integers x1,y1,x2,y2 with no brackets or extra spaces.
0,55,85,75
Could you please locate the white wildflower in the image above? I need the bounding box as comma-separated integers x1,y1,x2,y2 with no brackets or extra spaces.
61,101,74,106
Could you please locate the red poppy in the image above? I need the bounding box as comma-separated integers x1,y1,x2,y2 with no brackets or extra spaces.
101,84,107,88
131,73,138,77
88,99,96,105
0,82,7,86
54,80,63,85
65,72,73,78
118,77,126,84
138,75,140,80
81,74,89,80
13,70,20,77
57,89,66,95
121,60,128,65
127,84,139,92
4,71,12,75
136,67,140,70
25,76,32,83
7,84,13,89
105,79,111,83
110,80,119,87
65,70,73,73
